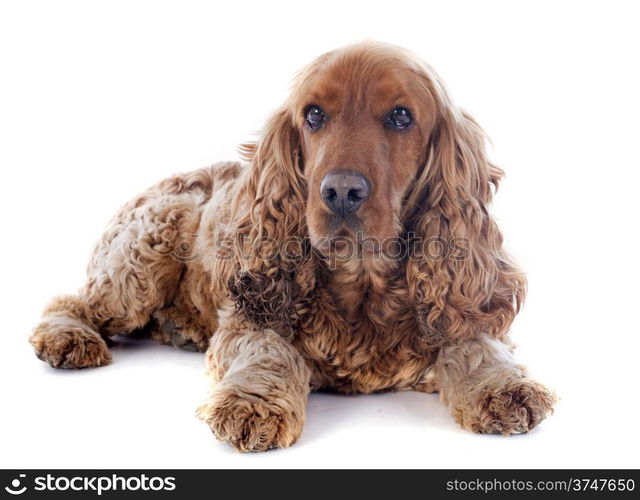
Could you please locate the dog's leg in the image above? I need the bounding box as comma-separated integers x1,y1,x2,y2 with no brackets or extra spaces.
434,333,557,435
30,170,213,368
144,266,217,353
197,324,311,452
30,252,184,370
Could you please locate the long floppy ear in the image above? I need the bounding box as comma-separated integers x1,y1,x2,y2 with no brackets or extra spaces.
406,106,526,345
224,107,317,337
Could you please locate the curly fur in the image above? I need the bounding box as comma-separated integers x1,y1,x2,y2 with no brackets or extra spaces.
30,42,556,451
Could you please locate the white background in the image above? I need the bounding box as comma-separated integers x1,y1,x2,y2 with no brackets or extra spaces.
1,0,639,469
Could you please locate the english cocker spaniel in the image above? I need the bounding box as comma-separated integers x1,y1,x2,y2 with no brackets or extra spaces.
31,42,556,451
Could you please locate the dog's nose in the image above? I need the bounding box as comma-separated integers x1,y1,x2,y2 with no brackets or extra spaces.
320,170,371,215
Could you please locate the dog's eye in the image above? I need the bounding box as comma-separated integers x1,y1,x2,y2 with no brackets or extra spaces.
385,107,412,131
305,105,326,131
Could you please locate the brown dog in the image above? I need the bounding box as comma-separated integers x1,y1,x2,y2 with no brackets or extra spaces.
30,42,556,452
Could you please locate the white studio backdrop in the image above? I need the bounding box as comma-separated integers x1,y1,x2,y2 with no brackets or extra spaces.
0,0,639,468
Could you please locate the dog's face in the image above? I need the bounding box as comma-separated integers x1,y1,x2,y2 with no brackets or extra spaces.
289,48,437,253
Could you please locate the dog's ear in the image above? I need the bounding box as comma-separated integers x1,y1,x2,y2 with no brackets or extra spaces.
242,106,306,228
223,107,317,337
406,106,526,345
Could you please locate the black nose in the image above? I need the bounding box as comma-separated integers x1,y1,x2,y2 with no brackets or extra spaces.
320,170,371,215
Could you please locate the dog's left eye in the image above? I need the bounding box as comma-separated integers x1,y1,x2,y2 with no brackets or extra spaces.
305,105,326,131
385,107,412,131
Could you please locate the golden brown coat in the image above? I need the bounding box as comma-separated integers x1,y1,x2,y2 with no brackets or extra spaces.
31,43,556,452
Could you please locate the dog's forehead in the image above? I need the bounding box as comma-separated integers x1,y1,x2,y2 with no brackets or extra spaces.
300,56,416,113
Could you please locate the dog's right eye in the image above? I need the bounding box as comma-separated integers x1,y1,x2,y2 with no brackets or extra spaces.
305,105,326,131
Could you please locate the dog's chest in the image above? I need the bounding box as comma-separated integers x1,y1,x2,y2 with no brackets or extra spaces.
294,279,437,393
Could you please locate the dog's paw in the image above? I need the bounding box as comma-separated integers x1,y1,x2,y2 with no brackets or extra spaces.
149,310,208,352
197,388,303,452
456,379,557,435
30,316,111,369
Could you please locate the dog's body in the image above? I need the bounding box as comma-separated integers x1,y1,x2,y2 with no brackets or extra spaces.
31,43,556,451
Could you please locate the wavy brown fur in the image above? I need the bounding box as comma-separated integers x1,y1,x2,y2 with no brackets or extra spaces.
30,42,555,451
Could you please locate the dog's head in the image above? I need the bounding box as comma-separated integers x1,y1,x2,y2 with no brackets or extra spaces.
289,44,438,251
227,42,525,341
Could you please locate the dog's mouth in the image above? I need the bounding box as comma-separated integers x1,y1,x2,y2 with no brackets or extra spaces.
309,210,400,259
310,224,358,255
310,226,386,260
309,211,406,263
326,212,362,234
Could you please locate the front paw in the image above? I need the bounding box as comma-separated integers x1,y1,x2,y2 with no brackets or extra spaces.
455,379,557,435
197,388,304,452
